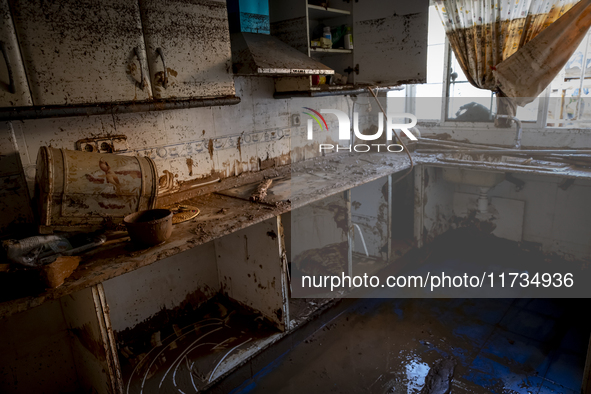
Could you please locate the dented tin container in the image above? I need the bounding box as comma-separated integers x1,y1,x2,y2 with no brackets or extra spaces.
35,147,158,234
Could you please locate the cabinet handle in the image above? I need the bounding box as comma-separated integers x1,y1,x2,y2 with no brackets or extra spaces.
0,41,16,94
156,48,168,89
134,46,146,91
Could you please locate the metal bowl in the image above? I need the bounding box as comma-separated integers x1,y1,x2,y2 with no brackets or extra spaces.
123,209,173,247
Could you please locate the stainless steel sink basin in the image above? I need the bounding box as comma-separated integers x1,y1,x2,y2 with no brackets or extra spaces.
436,153,569,172
441,167,505,187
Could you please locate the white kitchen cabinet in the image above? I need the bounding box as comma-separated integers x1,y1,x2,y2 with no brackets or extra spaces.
0,0,31,107
270,0,428,94
352,0,428,86
9,0,152,105
139,0,235,100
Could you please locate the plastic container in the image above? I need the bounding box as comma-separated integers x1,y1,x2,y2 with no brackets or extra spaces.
323,26,332,48
344,26,353,50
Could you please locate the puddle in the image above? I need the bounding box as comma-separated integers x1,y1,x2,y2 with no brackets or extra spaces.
405,358,430,393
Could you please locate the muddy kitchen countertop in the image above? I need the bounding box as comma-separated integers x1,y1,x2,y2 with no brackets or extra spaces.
2,150,589,319
0,152,412,319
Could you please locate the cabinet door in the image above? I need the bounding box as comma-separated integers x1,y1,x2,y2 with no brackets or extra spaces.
0,0,31,107
139,0,235,99
9,0,152,105
352,0,428,86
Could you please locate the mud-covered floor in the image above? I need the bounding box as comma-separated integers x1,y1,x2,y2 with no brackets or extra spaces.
231,296,590,393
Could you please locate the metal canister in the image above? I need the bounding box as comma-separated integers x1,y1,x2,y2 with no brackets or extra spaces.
34,147,158,233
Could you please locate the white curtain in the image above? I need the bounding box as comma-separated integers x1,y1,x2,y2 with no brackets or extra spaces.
435,0,591,123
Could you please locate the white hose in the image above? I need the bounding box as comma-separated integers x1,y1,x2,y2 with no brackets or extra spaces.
352,223,369,257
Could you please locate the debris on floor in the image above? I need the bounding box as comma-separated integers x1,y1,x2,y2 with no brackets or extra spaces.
421,358,456,394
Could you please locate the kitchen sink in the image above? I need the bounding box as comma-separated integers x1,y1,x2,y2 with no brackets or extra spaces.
436,153,569,172
441,167,505,187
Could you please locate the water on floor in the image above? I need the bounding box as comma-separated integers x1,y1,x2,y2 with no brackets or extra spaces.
231,297,590,393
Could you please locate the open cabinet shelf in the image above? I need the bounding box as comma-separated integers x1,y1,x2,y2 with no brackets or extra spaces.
307,4,351,19
310,47,352,53
103,215,291,393
269,0,428,96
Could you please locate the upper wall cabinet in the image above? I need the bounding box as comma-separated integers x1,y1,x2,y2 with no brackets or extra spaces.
8,0,152,105
352,0,428,86
270,0,428,94
139,0,235,99
0,0,31,107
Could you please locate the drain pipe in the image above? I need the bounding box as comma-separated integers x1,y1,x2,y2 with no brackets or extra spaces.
496,115,523,149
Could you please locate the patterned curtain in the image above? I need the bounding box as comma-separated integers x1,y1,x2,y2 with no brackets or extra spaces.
435,0,591,125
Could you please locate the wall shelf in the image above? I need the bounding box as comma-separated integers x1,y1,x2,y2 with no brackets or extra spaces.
273,84,398,98
307,4,351,19
311,47,352,53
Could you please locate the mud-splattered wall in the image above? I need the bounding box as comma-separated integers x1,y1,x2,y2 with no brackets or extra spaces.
0,76,351,237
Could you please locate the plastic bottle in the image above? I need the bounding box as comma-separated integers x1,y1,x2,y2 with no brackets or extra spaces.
322,26,332,42
344,26,353,50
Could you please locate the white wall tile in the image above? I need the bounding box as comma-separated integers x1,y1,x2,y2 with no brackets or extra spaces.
162,106,215,144
212,77,255,137
17,115,116,161
113,111,167,150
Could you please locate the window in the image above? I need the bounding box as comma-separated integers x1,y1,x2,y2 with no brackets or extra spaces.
390,4,591,129
546,31,591,127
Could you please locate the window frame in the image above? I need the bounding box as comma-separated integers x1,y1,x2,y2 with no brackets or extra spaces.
428,38,552,130
401,4,591,133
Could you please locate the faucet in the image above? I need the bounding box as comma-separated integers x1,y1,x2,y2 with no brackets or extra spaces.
496,115,522,149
